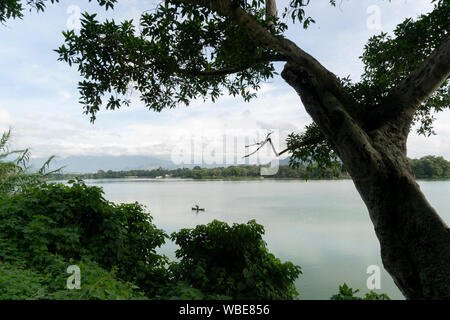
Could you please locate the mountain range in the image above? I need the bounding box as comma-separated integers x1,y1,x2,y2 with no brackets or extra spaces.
29,155,292,174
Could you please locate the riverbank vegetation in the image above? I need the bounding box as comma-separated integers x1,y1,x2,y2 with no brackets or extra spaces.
0,179,388,300
49,163,346,181
0,179,303,300
409,156,450,179
48,155,450,181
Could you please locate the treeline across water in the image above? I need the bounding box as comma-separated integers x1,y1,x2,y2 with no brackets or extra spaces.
49,156,450,181
50,163,347,180
408,156,450,179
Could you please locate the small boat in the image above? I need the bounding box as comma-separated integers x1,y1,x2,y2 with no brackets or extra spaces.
192,205,205,211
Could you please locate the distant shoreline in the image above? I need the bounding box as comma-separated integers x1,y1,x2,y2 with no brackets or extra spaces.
46,155,450,181
47,176,449,182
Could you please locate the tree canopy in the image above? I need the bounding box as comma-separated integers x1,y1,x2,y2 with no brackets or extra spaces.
50,0,447,167
2,1,448,167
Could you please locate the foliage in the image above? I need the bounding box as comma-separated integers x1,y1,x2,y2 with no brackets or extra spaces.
50,0,449,169
290,0,449,167
0,129,58,196
45,260,148,300
50,0,335,123
157,280,232,300
0,179,168,299
0,258,147,300
286,123,341,173
49,162,347,181
409,155,450,179
170,219,302,300
3,1,448,168
0,132,306,300
0,261,46,299
55,4,282,122
330,283,390,300
344,0,449,136
49,155,450,181
0,172,397,301
0,160,304,300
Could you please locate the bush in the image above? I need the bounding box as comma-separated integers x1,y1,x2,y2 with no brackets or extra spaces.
0,129,58,196
0,130,305,300
170,220,302,300
330,283,390,300
0,261,46,299
409,156,450,179
0,258,147,300
0,179,168,299
0,177,306,300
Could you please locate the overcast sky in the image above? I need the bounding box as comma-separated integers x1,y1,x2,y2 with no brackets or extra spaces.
0,0,448,165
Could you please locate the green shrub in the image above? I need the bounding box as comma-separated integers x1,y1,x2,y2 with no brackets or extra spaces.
1,131,305,300
0,258,148,300
0,178,305,300
0,261,47,299
0,174,393,301
46,259,148,300
0,129,58,196
170,219,302,300
330,283,390,300
0,179,168,298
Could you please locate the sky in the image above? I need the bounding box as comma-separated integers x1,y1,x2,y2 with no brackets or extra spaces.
0,0,448,166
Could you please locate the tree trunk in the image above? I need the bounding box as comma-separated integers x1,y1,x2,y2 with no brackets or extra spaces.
348,140,450,300
281,62,450,300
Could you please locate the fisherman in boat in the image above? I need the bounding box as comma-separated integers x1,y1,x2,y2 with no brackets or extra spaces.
192,204,205,211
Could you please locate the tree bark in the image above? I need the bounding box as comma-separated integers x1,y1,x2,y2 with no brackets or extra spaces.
352,149,450,300
281,62,450,300
180,0,450,299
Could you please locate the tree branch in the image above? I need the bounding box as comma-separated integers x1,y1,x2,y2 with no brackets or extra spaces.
243,130,326,159
118,44,286,78
178,54,288,77
265,0,278,28
365,36,450,132
179,0,363,122
243,132,275,158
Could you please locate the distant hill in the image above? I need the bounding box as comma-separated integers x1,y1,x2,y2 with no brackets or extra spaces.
29,155,176,174
29,155,293,174
279,157,290,166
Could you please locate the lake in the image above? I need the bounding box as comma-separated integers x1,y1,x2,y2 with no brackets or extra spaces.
82,178,450,300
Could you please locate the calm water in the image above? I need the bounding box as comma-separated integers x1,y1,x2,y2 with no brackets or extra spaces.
83,178,450,300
